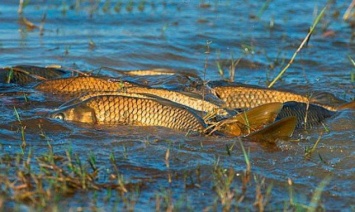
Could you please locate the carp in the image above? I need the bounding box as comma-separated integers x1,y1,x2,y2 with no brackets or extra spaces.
207,81,339,111
50,94,206,132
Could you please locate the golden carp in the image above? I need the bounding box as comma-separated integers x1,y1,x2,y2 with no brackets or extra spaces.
50,94,206,132
35,76,135,98
210,82,311,110
208,81,345,111
205,81,352,129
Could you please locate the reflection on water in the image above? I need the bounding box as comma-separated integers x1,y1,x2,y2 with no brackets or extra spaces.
0,0,354,210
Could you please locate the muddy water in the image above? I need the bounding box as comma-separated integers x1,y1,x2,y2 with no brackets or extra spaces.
1,0,355,210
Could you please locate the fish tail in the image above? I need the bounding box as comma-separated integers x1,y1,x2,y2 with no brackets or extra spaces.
336,101,355,110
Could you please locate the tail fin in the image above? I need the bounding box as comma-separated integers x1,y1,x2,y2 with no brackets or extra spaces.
336,101,355,110
247,116,297,143
215,102,283,136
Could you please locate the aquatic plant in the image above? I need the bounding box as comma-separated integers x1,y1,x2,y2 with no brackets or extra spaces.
268,6,327,88
13,107,26,149
349,56,355,83
304,134,323,159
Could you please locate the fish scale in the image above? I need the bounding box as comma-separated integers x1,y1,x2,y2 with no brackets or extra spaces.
276,102,335,129
213,86,312,109
36,76,228,115
1,65,66,85
36,76,134,98
125,86,228,115
51,95,206,132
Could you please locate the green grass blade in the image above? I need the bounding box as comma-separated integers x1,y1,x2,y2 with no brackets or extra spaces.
268,6,327,88
307,176,332,212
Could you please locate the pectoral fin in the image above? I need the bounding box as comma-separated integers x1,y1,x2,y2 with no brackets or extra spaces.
246,116,297,143
216,102,283,136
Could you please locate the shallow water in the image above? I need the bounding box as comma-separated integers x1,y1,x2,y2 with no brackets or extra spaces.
0,0,355,210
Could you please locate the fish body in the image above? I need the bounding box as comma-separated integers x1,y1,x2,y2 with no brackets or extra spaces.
13,65,67,79
112,68,200,79
36,75,228,115
277,101,335,129
206,81,348,129
210,83,310,110
1,65,66,85
126,86,228,115
208,81,338,111
59,91,152,108
36,76,134,98
50,94,206,132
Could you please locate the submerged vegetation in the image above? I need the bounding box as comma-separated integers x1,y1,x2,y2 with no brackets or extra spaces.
0,140,334,211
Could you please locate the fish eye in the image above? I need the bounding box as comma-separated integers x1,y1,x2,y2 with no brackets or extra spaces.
54,113,65,120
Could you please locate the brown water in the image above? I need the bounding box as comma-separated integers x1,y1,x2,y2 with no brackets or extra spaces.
1,0,355,211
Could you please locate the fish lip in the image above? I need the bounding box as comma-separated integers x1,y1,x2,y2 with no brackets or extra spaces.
46,100,82,119
47,112,56,119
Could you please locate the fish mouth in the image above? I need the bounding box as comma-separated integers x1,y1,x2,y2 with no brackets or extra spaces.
48,103,98,124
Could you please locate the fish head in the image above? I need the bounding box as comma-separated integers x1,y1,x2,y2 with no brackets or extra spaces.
50,103,97,124
220,122,243,136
